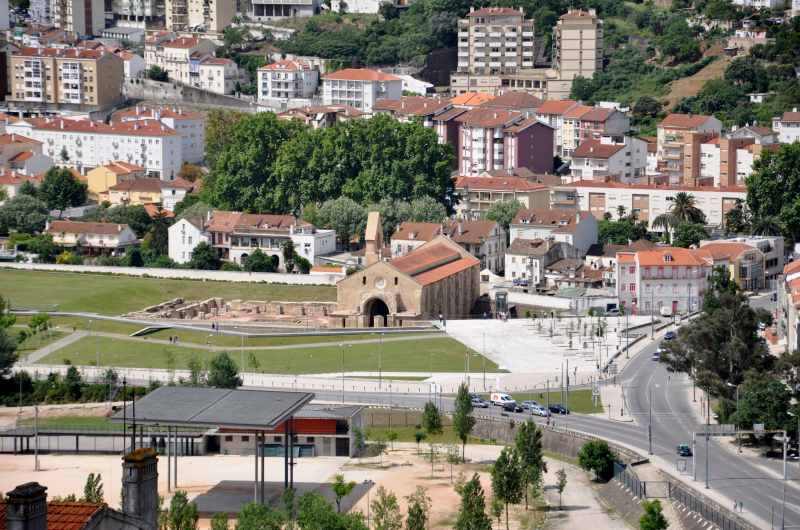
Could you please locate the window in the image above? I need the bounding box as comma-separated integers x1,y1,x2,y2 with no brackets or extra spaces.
224,435,233,442
362,276,366,285
241,436,250,442
307,437,315,443
274,436,281,442
629,283,636,292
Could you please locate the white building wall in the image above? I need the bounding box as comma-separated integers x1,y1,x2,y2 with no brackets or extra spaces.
168,218,208,264
291,229,337,263
700,143,720,184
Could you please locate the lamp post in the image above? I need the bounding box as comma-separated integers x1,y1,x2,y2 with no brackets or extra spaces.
726,382,741,453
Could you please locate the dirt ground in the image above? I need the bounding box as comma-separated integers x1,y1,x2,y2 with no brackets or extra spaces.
0,402,117,428
662,46,732,110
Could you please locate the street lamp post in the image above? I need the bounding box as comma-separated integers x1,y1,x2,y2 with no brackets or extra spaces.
727,382,741,453
705,385,710,489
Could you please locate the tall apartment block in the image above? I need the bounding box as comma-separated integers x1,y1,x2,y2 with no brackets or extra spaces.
111,0,162,28
551,9,603,83
50,0,105,35
165,0,234,33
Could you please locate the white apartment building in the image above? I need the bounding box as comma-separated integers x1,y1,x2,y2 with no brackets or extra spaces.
194,57,238,95
7,117,183,178
115,106,206,164
732,0,784,8
534,99,580,155
560,105,629,159
616,247,712,315
50,0,104,35
551,181,747,230
249,0,318,20
568,136,647,183
0,133,53,176
165,0,235,33
773,110,800,144
321,69,402,113
509,209,598,255
116,50,146,79
504,238,576,285
257,60,319,103
144,34,217,85
168,216,209,263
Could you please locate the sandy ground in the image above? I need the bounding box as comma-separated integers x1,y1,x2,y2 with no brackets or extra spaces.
0,402,118,428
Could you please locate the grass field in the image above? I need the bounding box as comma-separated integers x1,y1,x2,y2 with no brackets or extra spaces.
18,416,119,431
14,330,68,358
0,270,336,314
38,336,501,374
478,389,602,414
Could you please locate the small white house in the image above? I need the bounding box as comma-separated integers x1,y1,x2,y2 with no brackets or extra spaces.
321,68,402,113
47,220,138,255
168,217,209,264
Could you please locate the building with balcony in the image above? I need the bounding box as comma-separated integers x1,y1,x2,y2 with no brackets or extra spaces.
701,235,783,286
249,0,318,20
258,59,319,104
656,113,722,185
568,136,647,183
550,8,603,96
699,135,779,187
277,105,365,129
165,0,234,33
85,160,146,199
509,208,598,256
453,174,553,218
560,105,629,159
144,33,217,85
112,0,162,27
772,110,800,144
8,47,124,112
114,106,206,164
50,0,104,35
321,68,402,113
103,176,194,210
46,220,138,255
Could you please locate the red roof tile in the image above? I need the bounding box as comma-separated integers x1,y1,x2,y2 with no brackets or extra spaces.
322,68,400,82
413,256,479,285
572,139,625,159
635,247,713,267
659,113,716,130
468,7,523,16
392,242,461,276
260,59,312,71
536,100,580,116
481,91,543,110
392,222,443,242
699,242,757,261
0,502,104,530
453,175,547,192
566,179,746,193
450,93,495,107
455,108,521,128
48,220,131,235
0,133,40,145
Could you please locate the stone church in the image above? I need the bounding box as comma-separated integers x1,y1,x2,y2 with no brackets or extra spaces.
332,212,481,327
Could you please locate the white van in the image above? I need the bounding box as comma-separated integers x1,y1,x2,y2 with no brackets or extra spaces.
490,392,516,407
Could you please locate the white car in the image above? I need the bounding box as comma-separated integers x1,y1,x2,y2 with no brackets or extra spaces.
530,404,550,417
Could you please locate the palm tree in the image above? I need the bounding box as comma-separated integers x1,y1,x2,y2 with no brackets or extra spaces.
751,215,782,236
652,192,706,231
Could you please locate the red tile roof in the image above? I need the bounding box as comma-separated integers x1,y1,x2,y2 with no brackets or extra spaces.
578,107,615,123
513,208,584,227
0,133,40,145
413,256,479,285
536,100,580,116
14,47,107,59
48,220,132,235
635,247,713,267
781,112,800,123
450,92,495,107
8,150,34,163
260,59,312,71
392,222,443,242
322,68,400,82
659,113,715,130
564,105,593,120
699,242,758,261
391,242,461,276
0,171,42,185
115,106,204,122
201,57,234,66
468,6,523,16
445,220,497,245
108,178,164,192
144,203,175,218
373,97,451,116
566,179,746,193
481,91,543,110
453,175,547,192
455,108,520,128
572,139,625,159
0,502,104,530
784,260,800,275
19,117,177,137
100,161,145,175
162,36,200,48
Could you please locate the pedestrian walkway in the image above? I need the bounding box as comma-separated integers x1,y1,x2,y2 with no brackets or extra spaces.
24,330,87,363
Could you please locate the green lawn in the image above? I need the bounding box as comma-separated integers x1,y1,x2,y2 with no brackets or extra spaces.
15,330,68,358
0,270,336,314
143,328,437,348
477,389,602,414
38,336,501,374
18,415,119,431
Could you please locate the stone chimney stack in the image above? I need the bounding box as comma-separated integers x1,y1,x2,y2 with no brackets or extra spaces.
6,482,48,530
121,448,159,530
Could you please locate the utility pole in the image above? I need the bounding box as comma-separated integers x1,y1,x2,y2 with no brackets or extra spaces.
650,288,655,339
705,386,710,489
648,386,653,455
34,404,39,471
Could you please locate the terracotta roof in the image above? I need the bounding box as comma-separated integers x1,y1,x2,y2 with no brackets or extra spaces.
0,171,42,185
433,107,468,122
599,240,655,257
115,106,204,121
235,213,298,231
453,175,547,192
703,136,721,146
659,113,715,130
322,68,400,82
162,177,194,190
578,107,615,123
572,139,625,159
391,242,461,276
0,133,40,145
450,92,495,107
17,118,177,137
784,260,800,275
279,105,365,118
8,151,35,163
373,97,451,116
564,105,593,120
144,203,175,218
413,256,479,285
481,91,543,110
468,7,523,16
507,238,547,256
101,161,145,175
162,36,201,48
108,178,163,192
48,220,132,235
503,117,549,134
566,180,746,193
0,113,21,124
260,59,312,71
635,247,713,267
700,242,759,261
781,112,800,123
740,125,773,136
0,501,104,530
536,100,580,116
512,208,586,227
391,222,442,242
14,47,109,60
444,220,497,244
201,57,234,66
456,108,520,128
546,258,584,272
617,253,636,263
311,264,344,273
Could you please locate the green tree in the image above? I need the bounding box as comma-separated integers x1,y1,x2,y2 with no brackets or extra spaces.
491,447,524,530
142,205,171,256
490,496,503,528
632,96,662,118
486,200,523,239
82,473,103,503
671,222,708,248
64,365,82,401
146,65,168,81
746,143,800,242
598,219,649,245
454,473,492,530
98,204,153,237
205,110,248,169
652,192,706,232
210,513,229,530
331,474,356,513
639,499,669,530
164,491,199,530
236,501,285,530
404,486,430,530
725,56,768,94
724,200,749,235
296,492,367,530
189,242,221,270
244,249,276,272
125,247,144,267
422,401,443,437
282,240,296,273
294,255,311,274
187,354,204,385
0,194,49,234
555,469,567,509
732,372,791,432
414,430,426,453
453,383,475,461
371,486,402,530
408,196,447,223
515,420,546,510
207,352,242,388
38,167,87,216
18,180,38,197
577,440,616,481
315,197,367,249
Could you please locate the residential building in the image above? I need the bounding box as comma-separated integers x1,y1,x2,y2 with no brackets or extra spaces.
551,180,747,230
115,49,146,79
103,176,194,210
112,0,161,28
698,241,766,291
568,136,648,183
543,258,604,290
616,246,713,315
642,136,658,176
7,117,183,178
373,96,453,124
772,110,800,144
509,208,598,255
144,34,216,85
115,106,206,164
549,8,604,99
85,160,146,199
656,113,723,184
248,0,319,20
46,220,138,254
560,105,629,159
0,133,53,176
8,47,124,111
50,0,104,35
30,0,51,23
390,222,444,257
699,135,780,187
455,108,553,175
779,260,800,351
165,0,235,33
728,124,778,145
101,26,145,42
453,174,552,218
321,68,402,113
504,238,576,285
702,235,784,286
728,26,769,54
480,91,543,116
0,171,43,201
194,57,238,94
169,216,209,263
277,105,365,129
584,239,656,287
534,99,581,155
732,0,784,7
257,59,319,103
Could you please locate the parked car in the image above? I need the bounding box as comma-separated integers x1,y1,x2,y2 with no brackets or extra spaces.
471,397,489,408
502,401,524,413
677,443,692,457
606,308,620,316
520,400,539,411
530,404,550,417
548,404,569,415
491,392,516,407
664,331,677,341
652,346,663,361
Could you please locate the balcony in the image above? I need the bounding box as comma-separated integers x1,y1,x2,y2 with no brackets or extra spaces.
489,32,501,37
522,31,533,37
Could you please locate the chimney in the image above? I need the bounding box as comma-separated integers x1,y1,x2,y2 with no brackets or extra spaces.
59,120,64,129
6,482,48,530
121,448,159,530
457,222,463,235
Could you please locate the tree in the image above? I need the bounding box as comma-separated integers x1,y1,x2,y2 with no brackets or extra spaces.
578,440,616,481
331,474,356,513
454,473,492,530
244,249,276,273
515,420,546,510
632,96,662,118
724,200,749,235
453,383,475,461
316,197,367,249
371,486,402,530
210,513,229,530
746,143,800,242
294,255,312,274
282,240,296,273
125,247,144,267
39,167,87,216
725,56,768,94
639,500,669,530
296,492,367,530
555,469,567,510
97,204,153,237
143,205,171,256
671,222,708,248
414,430,426,453
490,496,503,528
731,372,791,432
18,180,38,198
387,430,398,450
491,447,524,530
236,501,284,530
164,491,199,530
652,192,706,232
207,352,242,388
189,242,221,270
422,401,443,437
408,196,447,223
598,218,649,245
0,194,49,234
146,65,168,81
205,110,248,169
82,473,104,503
404,487,430,530
486,200,523,239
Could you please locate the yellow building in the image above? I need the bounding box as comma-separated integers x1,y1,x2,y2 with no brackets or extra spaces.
85,161,145,200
